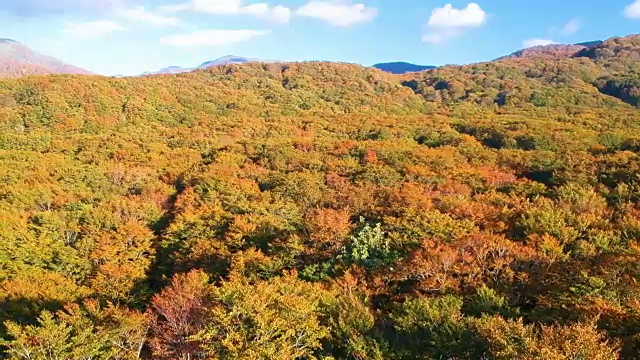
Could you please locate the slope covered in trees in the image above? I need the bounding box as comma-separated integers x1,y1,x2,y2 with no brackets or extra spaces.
403,35,640,108
1,35,640,359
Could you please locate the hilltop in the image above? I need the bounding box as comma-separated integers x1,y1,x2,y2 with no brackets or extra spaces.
0,39,90,78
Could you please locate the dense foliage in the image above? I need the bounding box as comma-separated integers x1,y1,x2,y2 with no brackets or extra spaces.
2,35,640,359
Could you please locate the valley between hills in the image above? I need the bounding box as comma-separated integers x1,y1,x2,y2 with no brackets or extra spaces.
1,34,640,359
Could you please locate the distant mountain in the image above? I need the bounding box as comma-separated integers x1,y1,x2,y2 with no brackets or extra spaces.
142,55,267,76
498,40,603,60
141,66,191,76
144,57,432,77
0,39,91,78
372,62,436,74
197,56,262,69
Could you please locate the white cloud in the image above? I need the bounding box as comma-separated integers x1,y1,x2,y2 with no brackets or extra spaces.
63,20,125,39
161,0,290,23
422,3,486,43
522,38,556,48
561,18,580,35
427,3,486,28
118,6,180,27
296,1,377,27
160,29,268,46
243,3,269,15
271,5,291,23
625,0,640,18
242,3,291,23
173,0,241,14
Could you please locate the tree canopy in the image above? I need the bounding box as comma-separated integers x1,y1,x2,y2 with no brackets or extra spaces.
2,35,640,359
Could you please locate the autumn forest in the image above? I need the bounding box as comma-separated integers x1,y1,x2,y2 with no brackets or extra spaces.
2,35,640,359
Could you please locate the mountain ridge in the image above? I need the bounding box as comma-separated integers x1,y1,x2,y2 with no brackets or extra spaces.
0,38,91,78
140,55,271,76
496,40,603,60
141,58,438,77
1,36,637,80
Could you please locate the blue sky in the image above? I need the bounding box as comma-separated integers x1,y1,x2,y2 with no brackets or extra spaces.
1,0,639,76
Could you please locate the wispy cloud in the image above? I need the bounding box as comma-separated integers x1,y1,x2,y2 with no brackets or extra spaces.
160,29,269,46
296,1,377,27
161,0,291,23
63,20,125,40
118,6,180,27
561,18,580,35
625,0,640,18
422,3,487,44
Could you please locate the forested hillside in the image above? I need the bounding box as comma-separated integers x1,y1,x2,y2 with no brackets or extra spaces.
2,35,640,359
404,35,640,108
